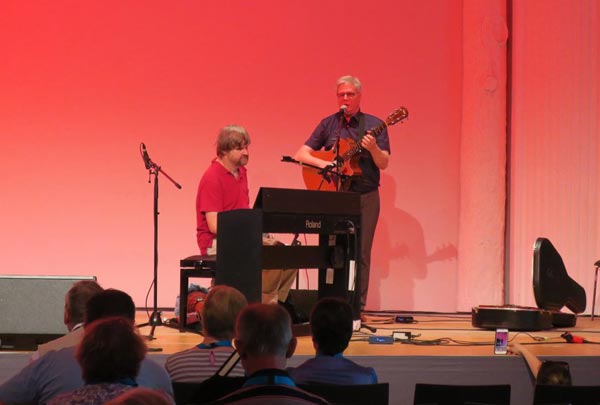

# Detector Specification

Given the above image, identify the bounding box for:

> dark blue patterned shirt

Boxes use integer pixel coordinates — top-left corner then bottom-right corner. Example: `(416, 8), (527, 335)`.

(304, 110), (390, 193)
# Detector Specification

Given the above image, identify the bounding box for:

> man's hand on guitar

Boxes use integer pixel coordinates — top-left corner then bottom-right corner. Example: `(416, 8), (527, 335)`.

(318, 162), (337, 174)
(360, 132), (377, 152)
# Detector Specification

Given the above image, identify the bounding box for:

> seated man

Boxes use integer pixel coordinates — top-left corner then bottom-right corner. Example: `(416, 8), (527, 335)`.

(288, 297), (378, 385)
(0, 289), (173, 404)
(32, 279), (103, 360)
(166, 285), (247, 382)
(195, 125), (298, 309)
(215, 303), (329, 404)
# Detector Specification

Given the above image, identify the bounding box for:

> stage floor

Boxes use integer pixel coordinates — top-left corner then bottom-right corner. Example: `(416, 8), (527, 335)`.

(2, 312), (600, 405)
(137, 311), (600, 357)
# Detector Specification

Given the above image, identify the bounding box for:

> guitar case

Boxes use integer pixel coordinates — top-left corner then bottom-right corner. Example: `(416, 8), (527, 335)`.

(472, 237), (586, 331)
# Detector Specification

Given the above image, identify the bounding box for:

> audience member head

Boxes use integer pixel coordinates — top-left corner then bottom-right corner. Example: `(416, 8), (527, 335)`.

(234, 303), (296, 374)
(537, 361), (572, 385)
(202, 285), (248, 341)
(77, 316), (147, 384)
(310, 297), (353, 355)
(105, 387), (172, 405)
(64, 280), (103, 330)
(216, 125), (250, 157)
(85, 288), (136, 324)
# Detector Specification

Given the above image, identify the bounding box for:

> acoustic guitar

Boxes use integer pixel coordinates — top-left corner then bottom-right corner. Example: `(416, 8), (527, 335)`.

(302, 107), (408, 191)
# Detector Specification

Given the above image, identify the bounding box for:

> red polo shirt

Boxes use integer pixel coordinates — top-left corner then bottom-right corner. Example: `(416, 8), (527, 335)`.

(196, 160), (250, 254)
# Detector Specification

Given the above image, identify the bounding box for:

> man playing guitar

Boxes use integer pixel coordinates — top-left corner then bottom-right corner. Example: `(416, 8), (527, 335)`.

(293, 75), (391, 312)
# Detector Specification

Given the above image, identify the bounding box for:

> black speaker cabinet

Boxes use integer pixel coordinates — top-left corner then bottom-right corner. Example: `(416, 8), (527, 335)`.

(0, 275), (96, 350)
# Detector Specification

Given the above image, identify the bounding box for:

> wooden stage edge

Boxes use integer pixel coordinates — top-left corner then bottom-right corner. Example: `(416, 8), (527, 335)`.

(2, 311), (600, 404)
(135, 310), (600, 357)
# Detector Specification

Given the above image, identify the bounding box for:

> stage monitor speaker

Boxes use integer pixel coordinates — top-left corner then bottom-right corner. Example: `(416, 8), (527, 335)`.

(0, 275), (96, 350)
(289, 289), (319, 321)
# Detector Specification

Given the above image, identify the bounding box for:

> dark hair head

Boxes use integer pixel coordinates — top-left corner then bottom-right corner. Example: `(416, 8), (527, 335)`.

(310, 297), (353, 355)
(65, 280), (103, 324)
(202, 285), (247, 341)
(537, 360), (572, 386)
(77, 316), (147, 383)
(85, 289), (136, 324)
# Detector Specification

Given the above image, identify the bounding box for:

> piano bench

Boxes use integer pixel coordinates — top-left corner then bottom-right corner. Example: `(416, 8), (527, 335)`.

(179, 255), (217, 332)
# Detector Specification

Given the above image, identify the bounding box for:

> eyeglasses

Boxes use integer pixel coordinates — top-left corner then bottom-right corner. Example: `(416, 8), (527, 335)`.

(337, 92), (357, 99)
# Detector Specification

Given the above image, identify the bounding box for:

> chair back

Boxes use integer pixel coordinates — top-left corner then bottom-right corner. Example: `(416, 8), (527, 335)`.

(298, 382), (389, 405)
(173, 376), (246, 404)
(533, 384), (600, 405)
(413, 383), (510, 405)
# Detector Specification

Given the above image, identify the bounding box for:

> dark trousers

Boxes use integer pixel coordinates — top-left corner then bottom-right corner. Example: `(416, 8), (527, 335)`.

(360, 189), (380, 310)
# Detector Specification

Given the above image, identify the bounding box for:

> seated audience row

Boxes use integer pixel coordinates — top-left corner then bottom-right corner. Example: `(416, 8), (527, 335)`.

(0, 281), (379, 404)
(0, 286), (173, 404)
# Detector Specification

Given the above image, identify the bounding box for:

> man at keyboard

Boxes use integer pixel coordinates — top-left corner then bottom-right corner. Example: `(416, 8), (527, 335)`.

(196, 125), (298, 316)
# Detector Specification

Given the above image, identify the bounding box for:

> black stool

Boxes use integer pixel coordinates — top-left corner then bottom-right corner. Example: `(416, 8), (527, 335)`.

(179, 255), (216, 331)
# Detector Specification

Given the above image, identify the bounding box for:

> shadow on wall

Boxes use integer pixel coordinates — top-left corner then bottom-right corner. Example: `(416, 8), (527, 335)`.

(368, 173), (457, 311)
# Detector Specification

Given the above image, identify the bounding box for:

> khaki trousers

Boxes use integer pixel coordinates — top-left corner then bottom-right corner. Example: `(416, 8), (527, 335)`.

(207, 236), (298, 304)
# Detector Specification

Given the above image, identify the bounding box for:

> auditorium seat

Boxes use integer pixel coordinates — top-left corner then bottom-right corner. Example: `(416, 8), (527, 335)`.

(533, 384), (600, 405)
(413, 383), (510, 405)
(172, 376), (245, 404)
(298, 382), (389, 405)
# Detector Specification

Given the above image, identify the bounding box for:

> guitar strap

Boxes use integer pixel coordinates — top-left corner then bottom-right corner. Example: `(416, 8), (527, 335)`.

(358, 112), (366, 142)
(215, 350), (241, 377)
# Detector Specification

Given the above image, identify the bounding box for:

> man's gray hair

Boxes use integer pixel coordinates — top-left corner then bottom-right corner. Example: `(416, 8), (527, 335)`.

(236, 303), (292, 357)
(336, 75), (362, 93)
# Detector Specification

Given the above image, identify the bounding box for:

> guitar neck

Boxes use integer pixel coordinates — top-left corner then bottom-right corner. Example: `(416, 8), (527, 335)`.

(369, 121), (388, 138)
(341, 120), (387, 161)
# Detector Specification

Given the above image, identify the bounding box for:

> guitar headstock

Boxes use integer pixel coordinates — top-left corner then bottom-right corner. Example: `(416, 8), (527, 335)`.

(386, 107), (409, 126)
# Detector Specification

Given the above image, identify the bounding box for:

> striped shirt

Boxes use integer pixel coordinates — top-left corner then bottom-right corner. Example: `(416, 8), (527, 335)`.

(165, 346), (244, 383)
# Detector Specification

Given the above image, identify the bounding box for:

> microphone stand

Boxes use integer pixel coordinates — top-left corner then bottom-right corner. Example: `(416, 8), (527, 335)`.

(137, 143), (182, 345)
(593, 260), (600, 320)
(281, 156), (350, 289)
(333, 109), (347, 192)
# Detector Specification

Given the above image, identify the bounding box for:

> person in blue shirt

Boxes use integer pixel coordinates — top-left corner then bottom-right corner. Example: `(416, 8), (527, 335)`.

(288, 297), (378, 385)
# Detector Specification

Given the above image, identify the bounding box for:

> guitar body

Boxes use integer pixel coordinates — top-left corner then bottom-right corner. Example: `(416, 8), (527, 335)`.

(302, 139), (361, 191)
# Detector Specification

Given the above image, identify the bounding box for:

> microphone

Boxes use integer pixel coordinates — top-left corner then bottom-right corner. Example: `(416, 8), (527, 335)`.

(339, 105), (348, 114)
(141, 143), (152, 169)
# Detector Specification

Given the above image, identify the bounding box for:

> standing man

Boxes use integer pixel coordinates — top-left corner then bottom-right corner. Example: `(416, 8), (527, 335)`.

(294, 75), (390, 311)
(196, 125), (298, 308)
